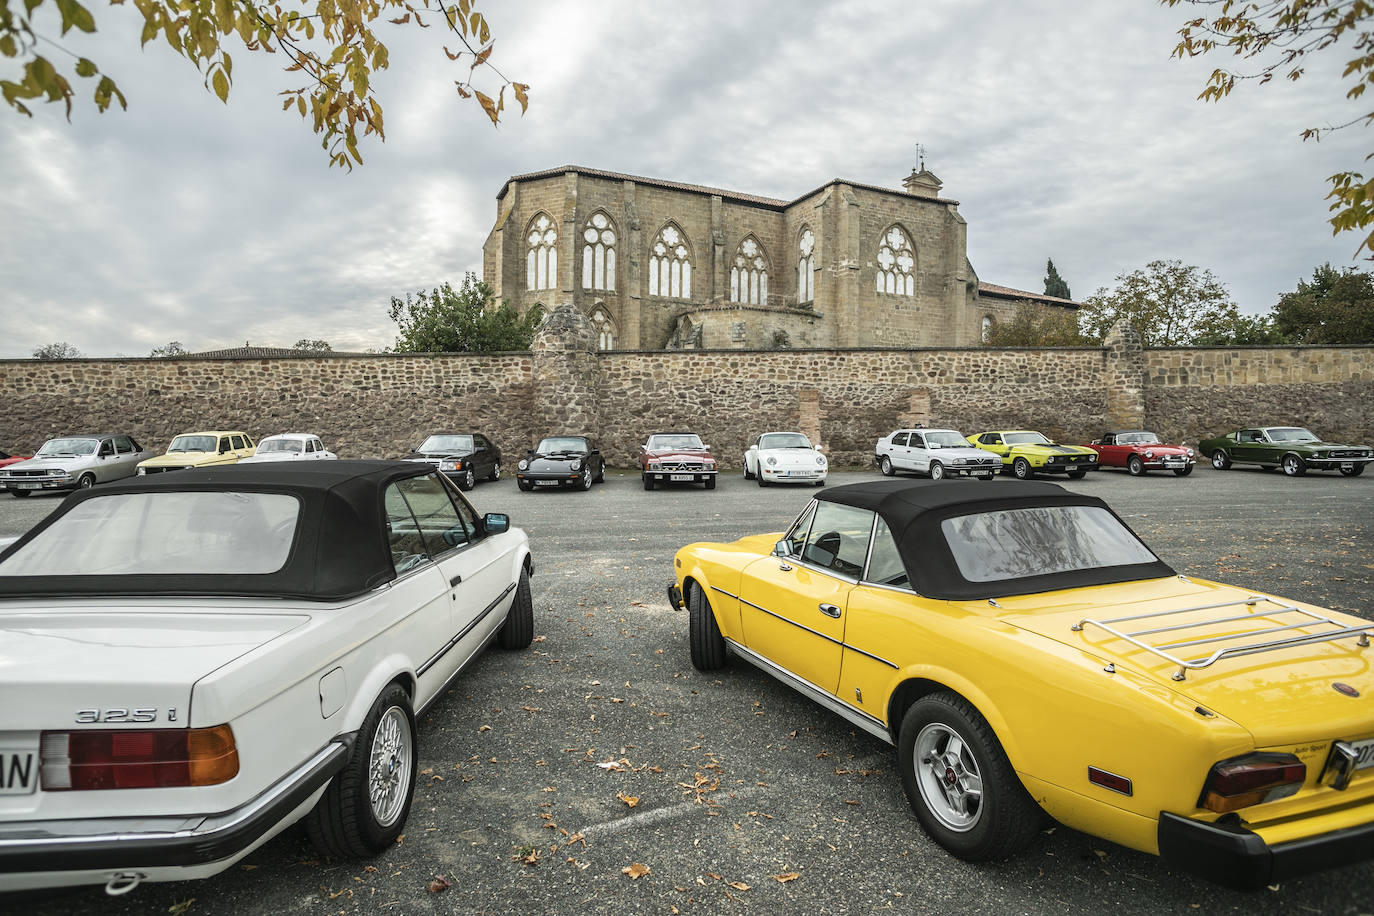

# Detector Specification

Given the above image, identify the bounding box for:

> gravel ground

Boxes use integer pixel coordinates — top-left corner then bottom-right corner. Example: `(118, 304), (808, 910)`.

(3, 464), (1373, 915)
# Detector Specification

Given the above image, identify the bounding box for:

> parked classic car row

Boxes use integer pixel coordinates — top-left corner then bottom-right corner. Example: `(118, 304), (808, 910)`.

(1200, 426), (1372, 477)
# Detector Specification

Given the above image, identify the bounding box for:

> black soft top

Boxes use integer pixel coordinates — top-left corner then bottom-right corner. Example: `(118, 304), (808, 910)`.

(816, 479), (1174, 600)
(0, 460), (434, 601)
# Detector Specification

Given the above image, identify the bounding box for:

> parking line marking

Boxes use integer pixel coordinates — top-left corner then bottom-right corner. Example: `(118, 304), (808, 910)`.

(579, 785), (770, 837)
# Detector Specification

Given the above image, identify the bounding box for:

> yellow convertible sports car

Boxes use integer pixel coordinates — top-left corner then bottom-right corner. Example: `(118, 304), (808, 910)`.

(968, 429), (1098, 479)
(667, 479), (1374, 889)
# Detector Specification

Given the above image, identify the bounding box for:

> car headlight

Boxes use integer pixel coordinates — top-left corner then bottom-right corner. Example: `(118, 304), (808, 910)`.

(440, 460), (457, 470)
(953, 458), (967, 466)
(705, 460), (716, 469)
(1186, 448), (1195, 457)
(136, 467), (146, 475)
(571, 459), (582, 471)
(649, 462), (662, 470)
(517, 459), (528, 471)
(1144, 450), (1155, 459)
(766, 456), (777, 466)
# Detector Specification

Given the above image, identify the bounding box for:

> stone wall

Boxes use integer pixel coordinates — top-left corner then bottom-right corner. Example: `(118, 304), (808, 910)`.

(3, 314), (1371, 470)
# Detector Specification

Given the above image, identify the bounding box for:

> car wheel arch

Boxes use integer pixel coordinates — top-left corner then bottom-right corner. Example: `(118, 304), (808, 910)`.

(334, 657), (419, 734)
(885, 673), (1024, 770)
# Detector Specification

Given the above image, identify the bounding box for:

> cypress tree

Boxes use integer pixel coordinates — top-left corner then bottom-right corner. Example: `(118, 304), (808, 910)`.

(1044, 258), (1072, 300)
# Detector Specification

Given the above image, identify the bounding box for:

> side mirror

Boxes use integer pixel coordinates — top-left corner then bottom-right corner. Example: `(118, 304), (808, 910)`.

(220, 445), (231, 454)
(410, 447), (418, 454)
(772, 540), (789, 557)
(1091, 439), (1101, 446)
(816, 444), (825, 452)
(703, 444), (712, 451)
(483, 512), (510, 535)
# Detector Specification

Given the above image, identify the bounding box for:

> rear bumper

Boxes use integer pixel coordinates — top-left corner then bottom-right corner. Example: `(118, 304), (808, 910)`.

(0, 735), (353, 874)
(667, 583), (684, 610)
(1157, 810), (1374, 889)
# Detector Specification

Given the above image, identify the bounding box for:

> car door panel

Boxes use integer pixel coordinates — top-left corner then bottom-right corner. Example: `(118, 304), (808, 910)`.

(738, 556), (848, 693)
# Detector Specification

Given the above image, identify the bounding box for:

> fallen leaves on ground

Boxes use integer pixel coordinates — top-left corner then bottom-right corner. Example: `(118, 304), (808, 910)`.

(623, 862), (651, 879)
(168, 900), (195, 915)
(616, 791), (640, 807)
(773, 872), (800, 883)
(427, 875), (452, 893)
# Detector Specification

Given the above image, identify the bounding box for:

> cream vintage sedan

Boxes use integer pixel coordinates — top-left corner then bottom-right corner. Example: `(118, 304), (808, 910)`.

(0, 461), (534, 895)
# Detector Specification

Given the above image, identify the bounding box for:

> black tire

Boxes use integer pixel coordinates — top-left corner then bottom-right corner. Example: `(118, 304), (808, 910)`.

(1211, 450), (1231, 470)
(306, 684), (417, 858)
(517, 478), (533, 491)
(642, 473), (654, 491)
(897, 692), (1041, 862)
(1282, 454), (1307, 477)
(489, 461), (501, 482)
(1012, 457), (1033, 480)
(595, 462), (605, 483)
(744, 461), (755, 481)
(1174, 464), (1194, 477)
(757, 468), (768, 487)
(78, 473), (96, 489)
(688, 582), (727, 671)
(1065, 468), (1087, 479)
(1340, 464), (1366, 477)
(459, 468), (476, 490)
(879, 455), (895, 477)
(498, 568), (534, 649)
(579, 467), (593, 491)
(1126, 455), (1145, 477)
(705, 475), (716, 490)
(929, 461), (945, 481)
(9, 489), (29, 498)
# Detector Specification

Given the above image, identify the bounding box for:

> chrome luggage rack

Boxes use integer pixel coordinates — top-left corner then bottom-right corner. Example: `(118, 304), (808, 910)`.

(1072, 595), (1372, 681)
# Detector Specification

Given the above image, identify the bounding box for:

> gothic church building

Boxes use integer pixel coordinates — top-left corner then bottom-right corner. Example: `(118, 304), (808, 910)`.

(482, 165), (1075, 350)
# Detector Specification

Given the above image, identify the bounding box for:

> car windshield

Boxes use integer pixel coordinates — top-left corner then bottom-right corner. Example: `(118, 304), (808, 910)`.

(1118, 432), (1162, 445)
(259, 438), (306, 454)
(537, 437), (588, 453)
(647, 434), (704, 450)
(942, 506), (1157, 583)
(0, 491), (300, 576)
(36, 438), (99, 457)
(925, 431), (972, 448)
(167, 435), (217, 453)
(1267, 427), (1319, 442)
(759, 433), (812, 450)
(1002, 432), (1052, 446)
(419, 435), (474, 453)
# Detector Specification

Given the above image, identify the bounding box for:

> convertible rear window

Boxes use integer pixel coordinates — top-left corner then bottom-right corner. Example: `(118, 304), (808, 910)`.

(941, 506), (1157, 583)
(0, 492), (299, 577)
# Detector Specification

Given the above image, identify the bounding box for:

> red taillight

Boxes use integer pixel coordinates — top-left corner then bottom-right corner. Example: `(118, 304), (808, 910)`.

(40, 725), (239, 791)
(1200, 752), (1305, 813)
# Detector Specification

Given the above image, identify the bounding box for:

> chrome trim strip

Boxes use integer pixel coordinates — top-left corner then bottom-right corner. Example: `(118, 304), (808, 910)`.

(725, 639), (891, 744)
(739, 595), (842, 645)
(418, 625), (502, 715)
(416, 581), (516, 677)
(711, 586), (739, 600)
(844, 642), (900, 670)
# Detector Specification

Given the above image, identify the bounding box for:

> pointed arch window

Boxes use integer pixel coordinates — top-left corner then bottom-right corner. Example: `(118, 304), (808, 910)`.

(581, 211), (617, 292)
(526, 214), (558, 291)
(729, 236), (769, 305)
(527, 303), (548, 326)
(590, 307), (616, 350)
(648, 223), (692, 299)
(798, 228), (815, 303)
(876, 225), (915, 296)
(981, 315), (994, 343)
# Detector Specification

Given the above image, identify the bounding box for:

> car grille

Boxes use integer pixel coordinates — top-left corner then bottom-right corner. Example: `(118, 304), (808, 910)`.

(7, 469), (58, 477)
(1330, 449), (1366, 458)
(658, 461), (704, 472)
(141, 466), (189, 474)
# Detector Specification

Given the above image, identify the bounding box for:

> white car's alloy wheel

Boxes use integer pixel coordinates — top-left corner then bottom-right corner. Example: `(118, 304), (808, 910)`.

(369, 707), (413, 828)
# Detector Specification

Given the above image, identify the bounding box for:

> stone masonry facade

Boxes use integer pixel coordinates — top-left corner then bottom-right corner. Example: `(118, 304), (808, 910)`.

(482, 165), (1077, 352)
(2, 308), (1370, 471)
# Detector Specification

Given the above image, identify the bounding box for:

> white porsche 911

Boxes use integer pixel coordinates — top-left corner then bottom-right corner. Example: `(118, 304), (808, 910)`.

(743, 431), (827, 487)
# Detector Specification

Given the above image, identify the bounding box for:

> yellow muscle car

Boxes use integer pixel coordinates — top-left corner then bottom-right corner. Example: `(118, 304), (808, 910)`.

(668, 479), (1374, 888)
(136, 431), (256, 475)
(968, 429), (1097, 479)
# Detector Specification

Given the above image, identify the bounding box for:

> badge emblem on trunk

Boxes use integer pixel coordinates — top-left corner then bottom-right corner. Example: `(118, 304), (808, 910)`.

(1334, 683), (1360, 697)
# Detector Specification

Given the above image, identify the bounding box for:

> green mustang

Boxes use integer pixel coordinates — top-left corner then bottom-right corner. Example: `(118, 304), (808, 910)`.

(1198, 427), (1372, 477)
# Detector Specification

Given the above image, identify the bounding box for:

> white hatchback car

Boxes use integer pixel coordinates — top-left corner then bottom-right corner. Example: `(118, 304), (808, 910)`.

(0, 461), (533, 895)
(238, 433), (338, 463)
(743, 431), (827, 487)
(875, 428), (1001, 480)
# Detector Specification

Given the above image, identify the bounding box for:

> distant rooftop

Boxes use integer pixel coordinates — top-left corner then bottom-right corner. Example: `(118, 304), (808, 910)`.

(184, 345), (348, 358)
(976, 282), (1080, 309)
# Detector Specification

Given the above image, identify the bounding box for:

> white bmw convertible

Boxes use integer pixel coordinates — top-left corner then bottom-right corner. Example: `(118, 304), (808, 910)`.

(0, 461), (533, 894)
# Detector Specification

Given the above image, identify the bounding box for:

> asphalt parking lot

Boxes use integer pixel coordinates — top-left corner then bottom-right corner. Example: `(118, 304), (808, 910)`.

(5, 465), (1374, 915)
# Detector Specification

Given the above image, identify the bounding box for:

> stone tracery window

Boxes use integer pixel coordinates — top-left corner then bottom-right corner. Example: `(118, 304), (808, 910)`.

(648, 223), (692, 299)
(981, 315), (994, 343)
(798, 228), (815, 303)
(590, 307), (616, 350)
(875, 225), (915, 296)
(527, 303), (547, 326)
(581, 211), (616, 292)
(729, 236), (769, 305)
(526, 213), (558, 291)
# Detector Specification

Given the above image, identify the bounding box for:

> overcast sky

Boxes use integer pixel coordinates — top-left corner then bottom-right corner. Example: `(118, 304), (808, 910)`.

(1, 0), (1368, 358)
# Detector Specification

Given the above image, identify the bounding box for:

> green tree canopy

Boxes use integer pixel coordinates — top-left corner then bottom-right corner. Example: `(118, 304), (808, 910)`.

(1079, 259), (1240, 347)
(1274, 263), (1374, 343)
(0, 0), (527, 169)
(983, 303), (1091, 347)
(32, 341), (81, 359)
(1164, 1), (1374, 256)
(1192, 313), (1291, 346)
(293, 338), (333, 352)
(1043, 258), (1072, 300)
(149, 340), (187, 357)
(389, 272), (539, 352)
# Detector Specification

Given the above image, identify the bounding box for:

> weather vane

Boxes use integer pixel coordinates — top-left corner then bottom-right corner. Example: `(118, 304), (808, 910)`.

(915, 143), (926, 172)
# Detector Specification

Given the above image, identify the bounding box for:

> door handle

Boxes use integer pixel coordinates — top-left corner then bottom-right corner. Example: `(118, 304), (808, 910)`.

(449, 574), (463, 586)
(818, 603), (841, 618)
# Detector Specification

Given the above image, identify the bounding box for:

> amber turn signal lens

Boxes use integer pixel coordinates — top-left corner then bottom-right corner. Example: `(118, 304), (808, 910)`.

(188, 724), (240, 786)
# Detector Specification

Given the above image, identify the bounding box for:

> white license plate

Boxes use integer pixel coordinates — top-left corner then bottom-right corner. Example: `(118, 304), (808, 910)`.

(670, 474), (694, 482)
(1342, 463), (1355, 471)
(0, 747), (38, 794)
(1345, 737), (1374, 770)
(975, 472), (993, 479)
(1165, 460), (1184, 466)
(15, 483), (38, 490)
(535, 480), (559, 486)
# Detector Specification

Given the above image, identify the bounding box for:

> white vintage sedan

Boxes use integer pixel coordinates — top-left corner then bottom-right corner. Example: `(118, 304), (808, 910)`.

(238, 433), (338, 463)
(743, 432), (827, 487)
(0, 461), (534, 895)
(875, 428), (1001, 480)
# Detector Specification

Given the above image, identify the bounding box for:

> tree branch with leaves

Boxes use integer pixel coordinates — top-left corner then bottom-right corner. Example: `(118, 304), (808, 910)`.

(0, 0), (528, 169)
